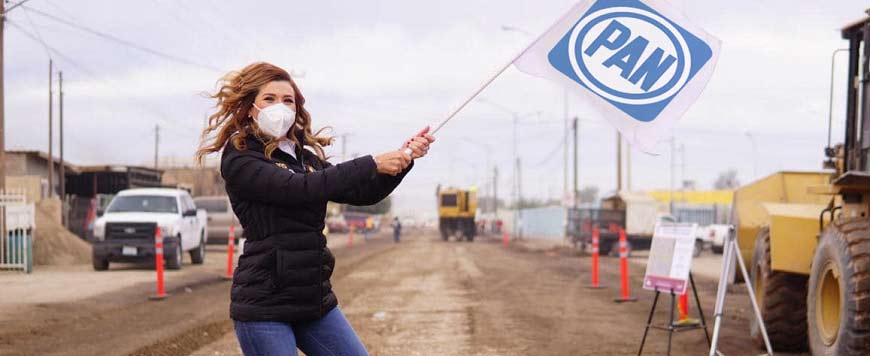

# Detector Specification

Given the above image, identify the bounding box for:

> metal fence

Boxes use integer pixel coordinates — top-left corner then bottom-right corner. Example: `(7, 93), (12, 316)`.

(671, 204), (730, 225)
(0, 190), (35, 273)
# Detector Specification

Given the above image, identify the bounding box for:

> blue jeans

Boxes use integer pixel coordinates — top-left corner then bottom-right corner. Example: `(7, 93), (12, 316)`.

(233, 307), (368, 356)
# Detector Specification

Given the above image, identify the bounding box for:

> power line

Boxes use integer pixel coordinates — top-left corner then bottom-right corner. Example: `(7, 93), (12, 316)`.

(20, 5), (224, 73)
(7, 18), (201, 135)
(535, 129), (568, 168)
(20, 5), (51, 58)
(3, 0), (33, 14)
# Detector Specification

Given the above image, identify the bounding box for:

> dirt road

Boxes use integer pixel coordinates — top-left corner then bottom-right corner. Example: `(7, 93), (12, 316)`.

(2, 230), (782, 355)
(197, 230), (772, 356)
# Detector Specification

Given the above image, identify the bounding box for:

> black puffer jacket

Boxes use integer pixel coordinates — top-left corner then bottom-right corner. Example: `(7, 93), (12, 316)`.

(221, 135), (411, 322)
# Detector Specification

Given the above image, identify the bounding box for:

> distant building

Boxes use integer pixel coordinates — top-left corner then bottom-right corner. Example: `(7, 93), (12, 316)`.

(66, 165), (164, 198)
(161, 166), (225, 197)
(5, 150), (168, 239)
(4, 150), (78, 203)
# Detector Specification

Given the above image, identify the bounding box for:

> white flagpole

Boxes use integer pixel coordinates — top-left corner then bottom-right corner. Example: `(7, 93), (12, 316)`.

(427, 3), (582, 135)
(403, 28), (547, 154)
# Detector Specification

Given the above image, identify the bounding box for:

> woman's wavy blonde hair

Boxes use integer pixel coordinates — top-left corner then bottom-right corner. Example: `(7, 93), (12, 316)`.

(196, 62), (332, 165)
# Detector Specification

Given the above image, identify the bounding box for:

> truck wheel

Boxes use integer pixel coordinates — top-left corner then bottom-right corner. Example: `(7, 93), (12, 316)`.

(607, 240), (631, 257)
(166, 237), (183, 270)
(440, 229), (449, 241)
(93, 257), (109, 271)
(711, 245), (724, 254)
(807, 218), (870, 356)
(750, 227), (808, 352)
(190, 233), (205, 265)
(599, 239), (613, 256)
(692, 240), (703, 257)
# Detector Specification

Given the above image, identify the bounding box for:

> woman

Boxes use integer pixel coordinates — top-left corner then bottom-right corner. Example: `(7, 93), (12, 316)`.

(196, 62), (435, 356)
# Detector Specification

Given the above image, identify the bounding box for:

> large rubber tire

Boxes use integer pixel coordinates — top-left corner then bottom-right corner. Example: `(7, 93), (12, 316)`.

(92, 257), (109, 271)
(190, 232), (205, 265)
(750, 227), (808, 352)
(606, 239), (631, 257)
(166, 237), (183, 270)
(711, 245), (724, 254)
(598, 239), (614, 256)
(807, 218), (870, 356)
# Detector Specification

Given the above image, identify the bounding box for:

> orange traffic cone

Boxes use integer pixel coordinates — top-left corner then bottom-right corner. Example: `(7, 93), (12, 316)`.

(149, 228), (168, 300)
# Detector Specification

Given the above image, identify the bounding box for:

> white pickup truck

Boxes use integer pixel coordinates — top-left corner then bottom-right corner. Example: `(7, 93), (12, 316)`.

(698, 224), (731, 254)
(91, 188), (208, 271)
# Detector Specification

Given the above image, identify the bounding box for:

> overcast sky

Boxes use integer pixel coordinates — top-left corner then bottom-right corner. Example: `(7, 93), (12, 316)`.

(5, 0), (869, 218)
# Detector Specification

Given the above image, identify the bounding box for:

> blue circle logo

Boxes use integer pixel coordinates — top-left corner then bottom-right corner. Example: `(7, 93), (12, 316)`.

(568, 7), (691, 105)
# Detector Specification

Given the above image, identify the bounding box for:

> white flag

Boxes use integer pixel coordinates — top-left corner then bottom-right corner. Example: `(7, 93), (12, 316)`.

(514, 0), (721, 152)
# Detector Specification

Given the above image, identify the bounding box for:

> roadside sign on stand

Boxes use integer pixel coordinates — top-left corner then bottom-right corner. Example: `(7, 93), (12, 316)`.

(643, 222), (697, 294)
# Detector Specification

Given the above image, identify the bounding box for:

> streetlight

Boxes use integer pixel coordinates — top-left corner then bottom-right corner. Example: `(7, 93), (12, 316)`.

(476, 97), (540, 239)
(502, 24), (572, 206)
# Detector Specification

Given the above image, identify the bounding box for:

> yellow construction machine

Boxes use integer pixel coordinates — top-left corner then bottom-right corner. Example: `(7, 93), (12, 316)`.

(734, 12), (870, 355)
(436, 186), (477, 242)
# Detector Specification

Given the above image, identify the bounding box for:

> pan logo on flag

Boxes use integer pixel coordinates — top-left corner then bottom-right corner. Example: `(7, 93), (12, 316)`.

(548, 0), (713, 122)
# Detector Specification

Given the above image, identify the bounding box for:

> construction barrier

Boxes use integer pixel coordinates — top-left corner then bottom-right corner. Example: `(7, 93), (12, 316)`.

(588, 227), (604, 289)
(679, 291), (689, 321)
(614, 229), (636, 302)
(676, 285), (701, 325)
(150, 228), (168, 300)
(224, 222), (236, 280)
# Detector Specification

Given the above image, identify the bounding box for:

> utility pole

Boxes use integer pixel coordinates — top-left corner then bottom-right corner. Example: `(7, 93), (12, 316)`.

(563, 88), (569, 205)
(680, 143), (686, 197)
(627, 145), (632, 191)
(517, 157), (523, 239)
(512, 114), (518, 206)
(154, 124), (160, 169)
(572, 117), (579, 209)
(512, 114), (518, 238)
(616, 132), (622, 192)
(59, 71), (66, 226)
(0, 0), (6, 192)
(670, 138), (675, 214)
(48, 60), (54, 197)
(0, 0), (31, 192)
(493, 166), (498, 219)
(746, 132), (758, 179)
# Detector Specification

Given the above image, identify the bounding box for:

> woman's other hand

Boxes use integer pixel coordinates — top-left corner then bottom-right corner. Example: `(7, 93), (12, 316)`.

(374, 150), (412, 176)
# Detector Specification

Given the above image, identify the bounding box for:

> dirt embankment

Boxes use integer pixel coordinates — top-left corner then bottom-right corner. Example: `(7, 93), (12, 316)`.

(32, 200), (90, 266)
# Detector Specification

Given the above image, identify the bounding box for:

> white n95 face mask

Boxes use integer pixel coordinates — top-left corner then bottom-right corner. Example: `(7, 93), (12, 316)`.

(253, 103), (296, 139)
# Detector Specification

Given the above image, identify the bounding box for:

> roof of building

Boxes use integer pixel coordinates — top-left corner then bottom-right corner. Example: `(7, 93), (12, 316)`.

(7, 149), (80, 173)
(8, 150), (163, 175)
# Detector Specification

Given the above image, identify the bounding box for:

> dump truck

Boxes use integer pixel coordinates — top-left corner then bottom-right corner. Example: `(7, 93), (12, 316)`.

(437, 186), (477, 242)
(569, 192), (671, 256)
(733, 12), (870, 355)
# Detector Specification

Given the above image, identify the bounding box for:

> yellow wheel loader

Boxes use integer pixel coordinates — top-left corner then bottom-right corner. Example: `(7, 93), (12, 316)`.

(734, 12), (870, 355)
